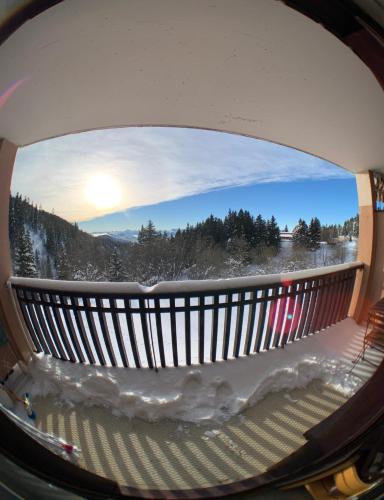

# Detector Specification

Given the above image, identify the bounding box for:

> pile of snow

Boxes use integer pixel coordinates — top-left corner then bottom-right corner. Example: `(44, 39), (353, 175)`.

(23, 319), (364, 424)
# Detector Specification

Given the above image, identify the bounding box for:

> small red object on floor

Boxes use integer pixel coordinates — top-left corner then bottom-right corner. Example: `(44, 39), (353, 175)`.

(61, 443), (74, 454)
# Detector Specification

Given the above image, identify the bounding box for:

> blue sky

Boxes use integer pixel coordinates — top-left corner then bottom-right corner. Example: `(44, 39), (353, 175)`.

(79, 178), (357, 232)
(12, 127), (357, 232)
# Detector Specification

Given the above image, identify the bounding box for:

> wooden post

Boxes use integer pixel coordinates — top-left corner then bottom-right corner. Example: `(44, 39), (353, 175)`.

(349, 172), (376, 322)
(0, 138), (32, 370)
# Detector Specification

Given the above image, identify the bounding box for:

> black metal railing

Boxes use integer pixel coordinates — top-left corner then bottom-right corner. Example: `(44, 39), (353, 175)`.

(9, 262), (362, 369)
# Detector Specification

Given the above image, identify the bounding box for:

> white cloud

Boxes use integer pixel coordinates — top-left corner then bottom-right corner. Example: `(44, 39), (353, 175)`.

(13, 127), (350, 222)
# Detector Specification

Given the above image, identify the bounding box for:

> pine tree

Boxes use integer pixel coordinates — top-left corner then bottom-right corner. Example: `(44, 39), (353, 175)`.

(352, 215), (359, 238)
(224, 209), (238, 241)
(283, 224), (289, 232)
(238, 209), (257, 247)
(42, 256), (53, 279)
(34, 249), (41, 276)
(225, 237), (250, 276)
(308, 217), (321, 250)
(14, 228), (37, 277)
(266, 216), (281, 248)
(292, 219), (309, 248)
(321, 223), (342, 243)
(57, 249), (72, 280)
(9, 195), (17, 256)
(138, 220), (158, 245)
(107, 247), (125, 281)
(199, 214), (226, 245)
(254, 214), (267, 247)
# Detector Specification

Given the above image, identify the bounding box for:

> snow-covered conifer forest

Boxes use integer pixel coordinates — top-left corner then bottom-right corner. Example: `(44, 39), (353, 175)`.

(9, 194), (358, 284)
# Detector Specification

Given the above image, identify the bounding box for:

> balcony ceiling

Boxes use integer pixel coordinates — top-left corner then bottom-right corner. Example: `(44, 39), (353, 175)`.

(0, 0), (383, 174)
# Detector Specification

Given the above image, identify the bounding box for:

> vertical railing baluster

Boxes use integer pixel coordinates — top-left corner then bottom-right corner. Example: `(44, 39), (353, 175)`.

(210, 295), (219, 362)
(336, 273), (348, 322)
(61, 296), (86, 363)
(344, 270), (356, 318)
(274, 287), (288, 348)
(320, 275), (335, 331)
(287, 283), (302, 343)
(254, 289), (267, 352)
(336, 272), (349, 323)
(84, 297), (106, 366)
(139, 298), (154, 369)
(50, 295), (76, 362)
(339, 272), (349, 320)
(169, 297), (178, 367)
(297, 281), (312, 339)
(154, 298), (166, 368)
(26, 297), (50, 354)
(244, 291), (257, 355)
(95, 298), (117, 367)
(154, 298), (167, 368)
(123, 299), (141, 368)
(348, 270), (357, 311)
(233, 292), (245, 357)
(342, 271), (355, 319)
(339, 271), (351, 321)
(303, 280), (318, 336)
(264, 287), (278, 350)
(330, 275), (342, 328)
(41, 295), (67, 360)
(312, 278), (327, 333)
(71, 297), (96, 364)
(283, 285), (296, 346)
(33, 294), (60, 358)
(184, 297), (191, 366)
(309, 279), (323, 335)
(198, 296), (205, 364)
(328, 272), (343, 326)
(111, 298), (129, 367)
(222, 293), (233, 360)
(18, 297), (43, 352)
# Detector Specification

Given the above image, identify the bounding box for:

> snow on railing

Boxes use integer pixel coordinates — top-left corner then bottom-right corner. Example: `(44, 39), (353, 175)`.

(9, 262), (363, 369)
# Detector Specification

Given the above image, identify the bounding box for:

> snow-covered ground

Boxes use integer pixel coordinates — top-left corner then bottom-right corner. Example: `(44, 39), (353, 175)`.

(247, 239), (357, 275)
(20, 318), (372, 424)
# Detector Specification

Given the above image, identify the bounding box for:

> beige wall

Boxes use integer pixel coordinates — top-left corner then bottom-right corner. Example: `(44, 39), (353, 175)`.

(350, 174), (374, 320)
(351, 172), (384, 322)
(0, 344), (17, 379)
(0, 138), (32, 365)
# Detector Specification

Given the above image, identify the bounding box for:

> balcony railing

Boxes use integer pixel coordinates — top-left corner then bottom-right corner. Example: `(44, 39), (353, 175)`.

(9, 262), (362, 369)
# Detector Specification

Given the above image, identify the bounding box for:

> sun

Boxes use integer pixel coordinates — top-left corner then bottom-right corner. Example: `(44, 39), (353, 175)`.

(85, 174), (121, 209)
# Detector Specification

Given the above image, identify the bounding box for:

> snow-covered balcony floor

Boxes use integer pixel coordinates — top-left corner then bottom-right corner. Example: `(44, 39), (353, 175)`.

(33, 380), (349, 491)
(7, 318), (383, 492)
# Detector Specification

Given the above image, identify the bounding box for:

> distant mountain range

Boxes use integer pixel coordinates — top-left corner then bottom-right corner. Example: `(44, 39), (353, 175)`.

(92, 228), (178, 242)
(92, 229), (139, 242)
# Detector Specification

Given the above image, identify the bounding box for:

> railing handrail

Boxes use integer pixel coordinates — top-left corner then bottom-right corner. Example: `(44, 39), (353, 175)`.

(8, 261), (363, 295)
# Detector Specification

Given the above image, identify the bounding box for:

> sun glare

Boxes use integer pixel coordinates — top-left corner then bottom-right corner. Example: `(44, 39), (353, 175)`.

(85, 174), (121, 209)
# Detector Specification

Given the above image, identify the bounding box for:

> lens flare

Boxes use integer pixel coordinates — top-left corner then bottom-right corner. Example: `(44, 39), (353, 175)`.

(267, 292), (301, 343)
(0, 78), (27, 109)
